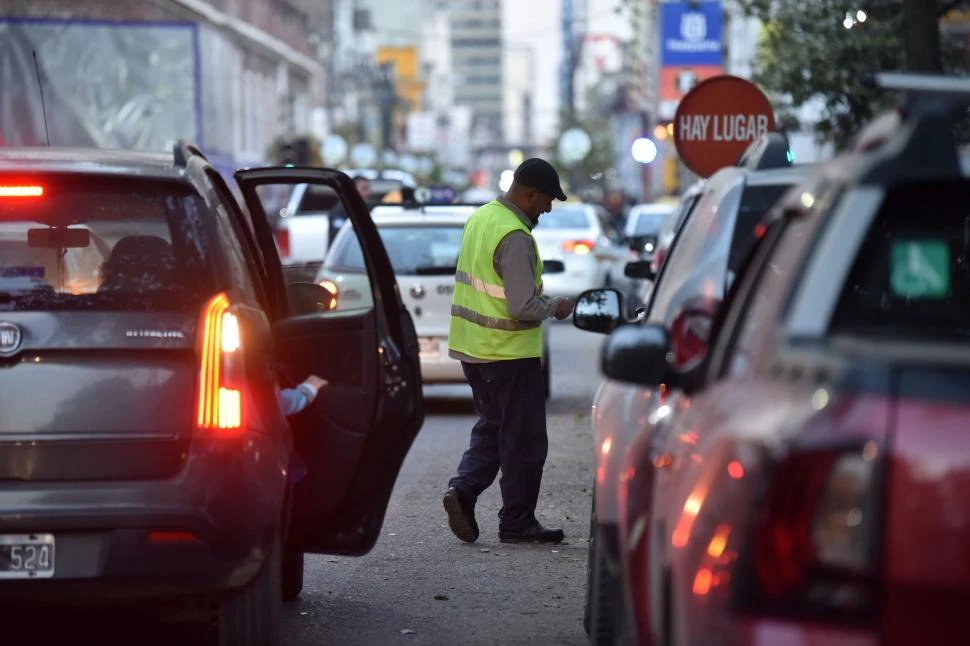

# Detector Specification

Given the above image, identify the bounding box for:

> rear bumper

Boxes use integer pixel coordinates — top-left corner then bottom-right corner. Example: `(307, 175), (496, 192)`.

(0, 433), (289, 604)
(421, 354), (466, 383)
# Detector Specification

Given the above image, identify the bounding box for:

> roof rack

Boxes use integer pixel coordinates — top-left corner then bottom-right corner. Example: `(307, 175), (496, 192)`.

(735, 131), (793, 171)
(173, 140), (208, 167)
(855, 72), (968, 183)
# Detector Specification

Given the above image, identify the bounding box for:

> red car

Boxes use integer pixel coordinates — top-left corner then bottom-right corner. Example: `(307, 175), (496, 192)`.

(573, 73), (970, 645)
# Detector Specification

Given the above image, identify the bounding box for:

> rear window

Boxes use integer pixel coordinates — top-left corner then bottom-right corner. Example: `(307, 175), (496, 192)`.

(632, 211), (668, 235)
(0, 174), (212, 312)
(325, 224), (464, 275)
(727, 182), (792, 273)
(535, 207), (590, 230)
(830, 180), (970, 340)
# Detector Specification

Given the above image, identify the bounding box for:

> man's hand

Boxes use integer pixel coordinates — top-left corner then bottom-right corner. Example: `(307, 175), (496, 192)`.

(553, 297), (574, 320)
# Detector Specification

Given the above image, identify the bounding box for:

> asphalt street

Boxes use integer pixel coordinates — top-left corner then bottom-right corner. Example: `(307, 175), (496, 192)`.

(4, 321), (604, 646)
(281, 321), (604, 646)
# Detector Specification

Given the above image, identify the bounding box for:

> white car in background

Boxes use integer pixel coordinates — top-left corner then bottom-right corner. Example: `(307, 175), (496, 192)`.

(315, 204), (556, 397)
(532, 202), (639, 308)
(273, 169), (417, 282)
(622, 202), (675, 260)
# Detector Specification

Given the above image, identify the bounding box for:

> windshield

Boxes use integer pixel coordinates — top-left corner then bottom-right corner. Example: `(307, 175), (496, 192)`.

(535, 208), (590, 230)
(325, 224), (465, 276)
(0, 174), (212, 312)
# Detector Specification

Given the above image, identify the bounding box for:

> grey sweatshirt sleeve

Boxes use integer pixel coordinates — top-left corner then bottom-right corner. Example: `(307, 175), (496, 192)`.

(494, 231), (557, 321)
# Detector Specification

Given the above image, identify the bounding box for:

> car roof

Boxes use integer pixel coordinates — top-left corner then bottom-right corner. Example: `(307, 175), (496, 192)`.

(369, 206), (476, 226)
(342, 168), (417, 186)
(746, 164), (818, 187)
(629, 203), (675, 214)
(0, 146), (186, 180)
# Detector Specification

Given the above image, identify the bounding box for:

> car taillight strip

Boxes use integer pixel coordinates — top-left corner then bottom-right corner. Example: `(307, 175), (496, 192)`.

(197, 292), (242, 431)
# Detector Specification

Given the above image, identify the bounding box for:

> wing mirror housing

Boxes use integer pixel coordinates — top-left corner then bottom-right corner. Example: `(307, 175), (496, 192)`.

(287, 281), (336, 315)
(624, 260), (655, 281)
(542, 259), (565, 274)
(572, 288), (624, 334)
(601, 323), (671, 387)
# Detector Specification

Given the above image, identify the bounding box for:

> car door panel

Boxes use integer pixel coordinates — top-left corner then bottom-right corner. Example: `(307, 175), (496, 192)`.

(234, 167), (424, 556)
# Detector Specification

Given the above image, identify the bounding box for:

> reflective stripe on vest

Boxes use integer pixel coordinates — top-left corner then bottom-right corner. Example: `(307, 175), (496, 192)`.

(447, 200), (544, 360)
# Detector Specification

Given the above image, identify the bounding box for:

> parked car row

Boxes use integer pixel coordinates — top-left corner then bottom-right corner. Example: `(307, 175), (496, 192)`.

(575, 73), (970, 646)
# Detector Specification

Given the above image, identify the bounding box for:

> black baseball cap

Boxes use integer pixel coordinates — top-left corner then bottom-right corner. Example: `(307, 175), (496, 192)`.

(513, 158), (567, 201)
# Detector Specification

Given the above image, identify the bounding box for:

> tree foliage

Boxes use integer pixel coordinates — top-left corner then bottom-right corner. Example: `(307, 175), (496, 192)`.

(737, 0), (970, 149)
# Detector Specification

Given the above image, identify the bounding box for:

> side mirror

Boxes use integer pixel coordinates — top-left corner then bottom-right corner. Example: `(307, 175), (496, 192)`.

(601, 323), (671, 386)
(573, 288), (623, 334)
(287, 281), (336, 316)
(624, 260), (655, 281)
(542, 259), (565, 274)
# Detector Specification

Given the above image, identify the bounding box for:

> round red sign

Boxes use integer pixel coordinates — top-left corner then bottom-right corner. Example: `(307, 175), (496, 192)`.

(673, 75), (776, 178)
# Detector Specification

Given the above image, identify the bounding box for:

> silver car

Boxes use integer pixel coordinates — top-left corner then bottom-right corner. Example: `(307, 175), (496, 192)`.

(532, 202), (639, 303)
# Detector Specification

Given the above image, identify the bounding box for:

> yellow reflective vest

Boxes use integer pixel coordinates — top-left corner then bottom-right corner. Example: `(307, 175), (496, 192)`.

(448, 200), (544, 361)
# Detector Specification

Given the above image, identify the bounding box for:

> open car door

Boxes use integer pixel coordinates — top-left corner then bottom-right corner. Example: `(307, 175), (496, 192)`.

(234, 167), (424, 556)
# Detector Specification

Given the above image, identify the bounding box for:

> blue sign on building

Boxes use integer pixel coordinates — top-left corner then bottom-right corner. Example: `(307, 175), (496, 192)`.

(661, 1), (723, 67)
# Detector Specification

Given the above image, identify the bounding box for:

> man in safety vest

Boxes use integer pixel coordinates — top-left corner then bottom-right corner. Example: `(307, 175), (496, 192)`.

(443, 158), (575, 544)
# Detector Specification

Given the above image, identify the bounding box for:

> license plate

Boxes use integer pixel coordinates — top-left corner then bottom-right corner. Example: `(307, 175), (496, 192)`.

(419, 337), (440, 358)
(0, 534), (55, 579)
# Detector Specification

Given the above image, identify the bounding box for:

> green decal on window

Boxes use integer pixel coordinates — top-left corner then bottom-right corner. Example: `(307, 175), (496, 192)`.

(890, 239), (950, 299)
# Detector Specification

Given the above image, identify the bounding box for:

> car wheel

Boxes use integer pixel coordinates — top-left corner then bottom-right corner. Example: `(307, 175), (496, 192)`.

(585, 500), (621, 645)
(281, 543), (304, 602)
(213, 531), (283, 646)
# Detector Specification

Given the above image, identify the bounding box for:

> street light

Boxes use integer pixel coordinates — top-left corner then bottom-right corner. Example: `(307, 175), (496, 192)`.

(631, 138), (658, 164)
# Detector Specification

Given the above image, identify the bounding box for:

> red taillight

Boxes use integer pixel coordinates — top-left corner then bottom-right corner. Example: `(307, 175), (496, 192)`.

(670, 309), (713, 368)
(196, 292), (243, 433)
(750, 445), (879, 616)
(562, 239), (595, 255)
(0, 185), (44, 197)
(275, 227), (290, 258)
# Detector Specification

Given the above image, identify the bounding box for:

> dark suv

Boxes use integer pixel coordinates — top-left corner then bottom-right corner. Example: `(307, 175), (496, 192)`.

(0, 144), (424, 645)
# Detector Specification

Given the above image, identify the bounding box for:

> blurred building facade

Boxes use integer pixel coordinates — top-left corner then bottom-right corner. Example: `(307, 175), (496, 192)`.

(0, 0), (325, 175)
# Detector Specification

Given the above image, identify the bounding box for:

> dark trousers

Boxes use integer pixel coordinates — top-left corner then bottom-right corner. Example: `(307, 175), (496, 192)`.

(449, 358), (548, 531)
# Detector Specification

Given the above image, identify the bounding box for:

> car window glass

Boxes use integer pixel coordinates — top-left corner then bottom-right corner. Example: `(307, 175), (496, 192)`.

(633, 212), (666, 234)
(535, 207), (589, 229)
(647, 186), (728, 321)
(726, 215), (817, 378)
(728, 183), (793, 275)
(645, 189), (705, 322)
(829, 179), (970, 341)
(0, 174), (213, 312)
(296, 184), (341, 214)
